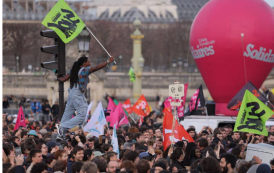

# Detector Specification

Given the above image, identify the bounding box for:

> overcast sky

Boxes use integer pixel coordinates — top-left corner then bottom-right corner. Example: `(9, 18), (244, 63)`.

(265, 0), (274, 7)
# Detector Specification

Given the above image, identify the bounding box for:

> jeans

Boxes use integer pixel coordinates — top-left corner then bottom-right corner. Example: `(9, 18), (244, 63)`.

(61, 87), (88, 129)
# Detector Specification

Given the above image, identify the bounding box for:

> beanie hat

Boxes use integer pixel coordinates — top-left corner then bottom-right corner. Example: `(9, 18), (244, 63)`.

(46, 141), (57, 150)
(154, 161), (167, 170)
(28, 130), (37, 137)
(256, 164), (271, 173)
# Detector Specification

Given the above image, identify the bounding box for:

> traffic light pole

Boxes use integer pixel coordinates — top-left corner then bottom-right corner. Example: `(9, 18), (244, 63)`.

(58, 39), (66, 121)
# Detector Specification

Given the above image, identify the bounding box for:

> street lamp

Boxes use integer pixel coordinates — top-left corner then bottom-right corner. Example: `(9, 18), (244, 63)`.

(16, 55), (19, 73)
(131, 18), (145, 102)
(178, 57), (183, 73)
(77, 27), (91, 55)
(119, 55), (123, 71)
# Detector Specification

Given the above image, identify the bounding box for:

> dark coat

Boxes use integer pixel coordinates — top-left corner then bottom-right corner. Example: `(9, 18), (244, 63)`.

(169, 160), (186, 172)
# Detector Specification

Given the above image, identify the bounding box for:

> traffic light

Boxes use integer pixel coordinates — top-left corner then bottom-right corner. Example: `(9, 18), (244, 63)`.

(40, 30), (66, 121)
(40, 30), (65, 74)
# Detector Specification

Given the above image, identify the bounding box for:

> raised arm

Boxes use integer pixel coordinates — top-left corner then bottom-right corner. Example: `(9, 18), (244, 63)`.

(89, 56), (114, 73)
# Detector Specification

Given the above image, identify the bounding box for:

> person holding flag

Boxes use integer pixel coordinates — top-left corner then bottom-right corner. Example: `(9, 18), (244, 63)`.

(56, 56), (114, 140)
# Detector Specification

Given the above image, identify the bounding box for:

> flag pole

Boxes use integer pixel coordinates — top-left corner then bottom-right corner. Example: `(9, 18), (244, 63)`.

(171, 107), (176, 153)
(85, 26), (116, 64)
(128, 114), (137, 124)
(106, 123), (110, 137)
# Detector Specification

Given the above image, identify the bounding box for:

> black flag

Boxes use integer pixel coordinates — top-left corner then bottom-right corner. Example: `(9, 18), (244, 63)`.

(185, 85), (205, 115)
(227, 81), (267, 111)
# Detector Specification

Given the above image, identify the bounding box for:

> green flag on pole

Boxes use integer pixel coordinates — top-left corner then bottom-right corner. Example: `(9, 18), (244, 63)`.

(234, 90), (273, 136)
(41, 0), (85, 44)
(128, 67), (136, 82)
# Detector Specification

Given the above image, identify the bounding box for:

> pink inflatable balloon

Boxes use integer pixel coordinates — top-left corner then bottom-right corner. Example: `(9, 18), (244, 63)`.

(190, 0), (274, 115)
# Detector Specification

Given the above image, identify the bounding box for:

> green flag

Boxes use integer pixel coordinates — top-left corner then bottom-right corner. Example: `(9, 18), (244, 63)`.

(234, 90), (273, 136)
(128, 67), (136, 82)
(42, 0), (85, 44)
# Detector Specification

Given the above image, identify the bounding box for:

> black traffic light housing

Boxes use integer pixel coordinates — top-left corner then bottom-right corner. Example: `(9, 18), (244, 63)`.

(40, 30), (65, 74)
(40, 30), (66, 121)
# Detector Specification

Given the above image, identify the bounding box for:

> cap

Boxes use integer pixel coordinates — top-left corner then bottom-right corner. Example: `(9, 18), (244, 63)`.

(28, 130), (38, 137)
(93, 151), (104, 157)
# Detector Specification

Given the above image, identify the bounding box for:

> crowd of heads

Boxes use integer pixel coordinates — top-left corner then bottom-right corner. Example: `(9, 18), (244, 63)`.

(2, 106), (274, 173)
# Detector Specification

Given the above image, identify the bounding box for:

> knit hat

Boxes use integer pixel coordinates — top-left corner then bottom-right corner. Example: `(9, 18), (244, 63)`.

(154, 161), (167, 170)
(139, 152), (149, 159)
(256, 164), (271, 173)
(28, 130), (38, 137)
(46, 141), (57, 150)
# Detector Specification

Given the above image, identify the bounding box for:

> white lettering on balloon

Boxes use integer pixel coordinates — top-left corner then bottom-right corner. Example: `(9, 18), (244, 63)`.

(244, 44), (274, 63)
(191, 38), (215, 59)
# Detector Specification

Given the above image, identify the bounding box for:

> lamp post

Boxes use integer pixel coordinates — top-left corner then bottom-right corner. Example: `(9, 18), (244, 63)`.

(178, 57), (183, 73)
(172, 58), (177, 73)
(16, 55), (19, 73)
(131, 19), (145, 102)
(77, 27), (91, 56)
(119, 55), (123, 71)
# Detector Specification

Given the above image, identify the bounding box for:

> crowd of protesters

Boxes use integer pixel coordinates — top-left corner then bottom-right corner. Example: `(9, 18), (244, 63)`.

(2, 104), (274, 173)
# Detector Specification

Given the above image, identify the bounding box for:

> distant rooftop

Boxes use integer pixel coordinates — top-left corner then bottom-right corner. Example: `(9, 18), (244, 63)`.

(3, 0), (209, 22)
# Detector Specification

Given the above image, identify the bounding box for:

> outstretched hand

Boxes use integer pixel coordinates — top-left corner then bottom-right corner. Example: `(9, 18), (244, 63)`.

(108, 56), (115, 63)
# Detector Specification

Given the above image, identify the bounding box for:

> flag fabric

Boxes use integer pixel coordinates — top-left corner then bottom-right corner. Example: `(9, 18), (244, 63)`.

(41, 0), (85, 44)
(132, 95), (151, 117)
(111, 125), (120, 158)
(163, 107), (194, 151)
(114, 98), (129, 115)
(227, 82), (267, 111)
(84, 101), (93, 124)
(110, 103), (129, 128)
(122, 99), (132, 114)
(234, 90), (273, 136)
(185, 85), (205, 115)
(114, 99), (119, 105)
(106, 98), (116, 122)
(128, 67), (136, 82)
(83, 102), (107, 137)
(14, 106), (26, 131)
(164, 84), (188, 121)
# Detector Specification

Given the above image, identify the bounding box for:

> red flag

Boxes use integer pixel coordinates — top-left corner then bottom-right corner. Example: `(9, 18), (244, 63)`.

(106, 98), (116, 122)
(122, 99), (132, 114)
(14, 106), (26, 131)
(110, 103), (129, 128)
(163, 107), (194, 151)
(132, 95), (150, 117)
